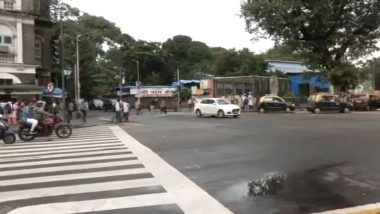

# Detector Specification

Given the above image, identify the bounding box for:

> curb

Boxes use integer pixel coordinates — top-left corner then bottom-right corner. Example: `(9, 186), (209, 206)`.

(315, 203), (380, 214)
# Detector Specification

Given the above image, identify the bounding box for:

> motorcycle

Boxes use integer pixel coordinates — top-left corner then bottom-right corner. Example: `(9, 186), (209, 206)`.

(18, 113), (72, 142)
(0, 114), (16, 144)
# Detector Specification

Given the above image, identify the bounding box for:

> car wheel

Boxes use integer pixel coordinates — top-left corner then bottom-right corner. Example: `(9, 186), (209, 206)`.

(195, 109), (202, 118)
(285, 107), (291, 113)
(259, 108), (265, 113)
(217, 110), (225, 118)
(344, 107), (350, 113)
(314, 108), (321, 114)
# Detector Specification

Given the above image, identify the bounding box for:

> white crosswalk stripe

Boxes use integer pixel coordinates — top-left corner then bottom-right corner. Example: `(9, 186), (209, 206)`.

(0, 125), (232, 214)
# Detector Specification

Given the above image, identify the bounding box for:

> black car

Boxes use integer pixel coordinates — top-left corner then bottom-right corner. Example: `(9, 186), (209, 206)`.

(257, 95), (295, 113)
(102, 99), (114, 112)
(306, 93), (353, 113)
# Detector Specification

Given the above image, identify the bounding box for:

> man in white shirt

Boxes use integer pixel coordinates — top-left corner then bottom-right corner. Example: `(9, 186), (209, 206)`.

(114, 99), (122, 123)
(122, 100), (130, 122)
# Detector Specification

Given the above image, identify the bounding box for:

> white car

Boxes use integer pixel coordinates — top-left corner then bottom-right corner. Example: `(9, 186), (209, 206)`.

(194, 98), (240, 118)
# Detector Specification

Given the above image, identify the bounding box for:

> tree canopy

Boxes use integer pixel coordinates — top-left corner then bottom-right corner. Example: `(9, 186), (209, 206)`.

(241, 0), (380, 91)
(49, 1), (287, 99)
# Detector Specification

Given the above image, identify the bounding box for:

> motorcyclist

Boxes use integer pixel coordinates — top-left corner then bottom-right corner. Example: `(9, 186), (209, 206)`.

(20, 101), (38, 134)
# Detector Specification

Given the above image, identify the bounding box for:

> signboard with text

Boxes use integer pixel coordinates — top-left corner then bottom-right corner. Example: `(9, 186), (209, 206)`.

(132, 87), (176, 98)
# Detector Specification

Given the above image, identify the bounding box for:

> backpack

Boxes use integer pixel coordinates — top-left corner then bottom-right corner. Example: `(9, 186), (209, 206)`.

(4, 104), (12, 114)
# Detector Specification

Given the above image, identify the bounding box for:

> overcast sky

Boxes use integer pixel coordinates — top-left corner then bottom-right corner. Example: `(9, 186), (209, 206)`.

(65, 0), (274, 53)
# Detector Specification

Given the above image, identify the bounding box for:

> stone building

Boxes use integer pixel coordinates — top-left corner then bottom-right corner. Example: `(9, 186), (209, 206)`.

(0, 0), (52, 100)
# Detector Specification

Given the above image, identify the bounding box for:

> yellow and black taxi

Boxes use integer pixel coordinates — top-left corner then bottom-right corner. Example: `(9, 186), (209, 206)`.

(306, 93), (353, 113)
(257, 95), (295, 113)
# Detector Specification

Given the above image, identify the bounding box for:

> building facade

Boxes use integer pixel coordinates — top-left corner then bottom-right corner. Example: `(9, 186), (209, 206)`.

(0, 0), (52, 99)
(266, 60), (331, 97)
(200, 75), (290, 98)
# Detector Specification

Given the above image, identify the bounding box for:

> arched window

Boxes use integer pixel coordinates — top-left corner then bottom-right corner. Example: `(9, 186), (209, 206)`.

(0, 24), (13, 46)
(35, 36), (42, 66)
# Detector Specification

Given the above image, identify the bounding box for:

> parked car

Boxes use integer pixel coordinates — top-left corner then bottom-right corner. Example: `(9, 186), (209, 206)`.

(102, 99), (114, 112)
(352, 94), (380, 111)
(306, 93), (353, 113)
(257, 95), (295, 113)
(91, 99), (104, 110)
(194, 98), (240, 118)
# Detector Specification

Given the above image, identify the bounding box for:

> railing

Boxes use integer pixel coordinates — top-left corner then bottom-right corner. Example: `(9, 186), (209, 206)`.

(0, 53), (15, 62)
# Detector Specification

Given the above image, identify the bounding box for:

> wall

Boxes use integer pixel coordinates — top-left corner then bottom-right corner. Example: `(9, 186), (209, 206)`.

(21, 23), (36, 66)
(289, 74), (330, 96)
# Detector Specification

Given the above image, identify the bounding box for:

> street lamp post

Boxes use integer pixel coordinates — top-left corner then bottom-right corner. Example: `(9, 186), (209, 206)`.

(62, 69), (72, 121)
(136, 60), (140, 84)
(58, 3), (67, 118)
(114, 67), (123, 100)
(177, 68), (180, 110)
(75, 30), (99, 109)
(75, 34), (80, 108)
(119, 68), (122, 100)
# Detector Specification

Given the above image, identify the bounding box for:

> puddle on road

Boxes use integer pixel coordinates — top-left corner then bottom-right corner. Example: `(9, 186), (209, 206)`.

(217, 163), (377, 213)
(248, 172), (287, 196)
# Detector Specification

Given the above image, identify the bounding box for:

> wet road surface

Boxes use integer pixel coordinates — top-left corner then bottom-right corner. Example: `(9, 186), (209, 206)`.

(123, 112), (380, 214)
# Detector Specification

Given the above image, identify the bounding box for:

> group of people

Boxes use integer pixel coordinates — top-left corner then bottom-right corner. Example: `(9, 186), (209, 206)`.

(114, 99), (130, 123)
(221, 92), (257, 112)
(67, 100), (89, 124)
(0, 99), (53, 134)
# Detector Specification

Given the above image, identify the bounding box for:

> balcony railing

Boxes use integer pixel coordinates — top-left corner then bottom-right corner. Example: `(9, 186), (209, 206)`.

(0, 53), (15, 63)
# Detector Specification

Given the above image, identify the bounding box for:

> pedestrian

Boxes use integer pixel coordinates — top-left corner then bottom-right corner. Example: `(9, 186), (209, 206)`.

(187, 98), (193, 111)
(150, 99), (157, 115)
(248, 92), (254, 112)
(122, 100), (130, 122)
(160, 99), (167, 114)
(114, 99), (122, 123)
(6, 100), (18, 127)
(80, 100), (89, 124)
(243, 94), (249, 112)
(67, 100), (74, 123)
(134, 98), (141, 115)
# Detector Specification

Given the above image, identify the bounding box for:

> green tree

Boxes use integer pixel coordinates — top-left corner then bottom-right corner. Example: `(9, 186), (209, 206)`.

(163, 35), (213, 79)
(50, 1), (128, 98)
(241, 0), (380, 91)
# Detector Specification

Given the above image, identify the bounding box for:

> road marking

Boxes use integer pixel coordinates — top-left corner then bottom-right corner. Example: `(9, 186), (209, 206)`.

(0, 160), (142, 177)
(111, 126), (233, 214)
(7, 137), (119, 148)
(0, 125), (231, 214)
(0, 168), (148, 186)
(8, 193), (176, 214)
(0, 149), (132, 163)
(0, 142), (123, 154)
(0, 178), (158, 202)
(0, 153), (136, 170)
(315, 203), (380, 214)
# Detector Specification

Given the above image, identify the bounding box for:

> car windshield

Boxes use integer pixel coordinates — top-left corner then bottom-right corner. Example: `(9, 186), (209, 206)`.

(217, 99), (230, 105)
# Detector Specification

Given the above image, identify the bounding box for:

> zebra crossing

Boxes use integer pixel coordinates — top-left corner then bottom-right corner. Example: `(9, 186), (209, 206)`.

(0, 125), (232, 214)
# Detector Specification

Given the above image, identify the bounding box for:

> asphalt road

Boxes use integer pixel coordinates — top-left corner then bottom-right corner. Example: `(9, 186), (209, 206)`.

(121, 111), (380, 214)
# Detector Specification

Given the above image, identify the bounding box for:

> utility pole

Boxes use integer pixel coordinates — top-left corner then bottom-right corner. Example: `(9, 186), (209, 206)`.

(119, 68), (122, 100)
(76, 34), (80, 107)
(136, 60), (140, 84)
(59, 3), (66, 119)
(177, 68), (180, 110)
